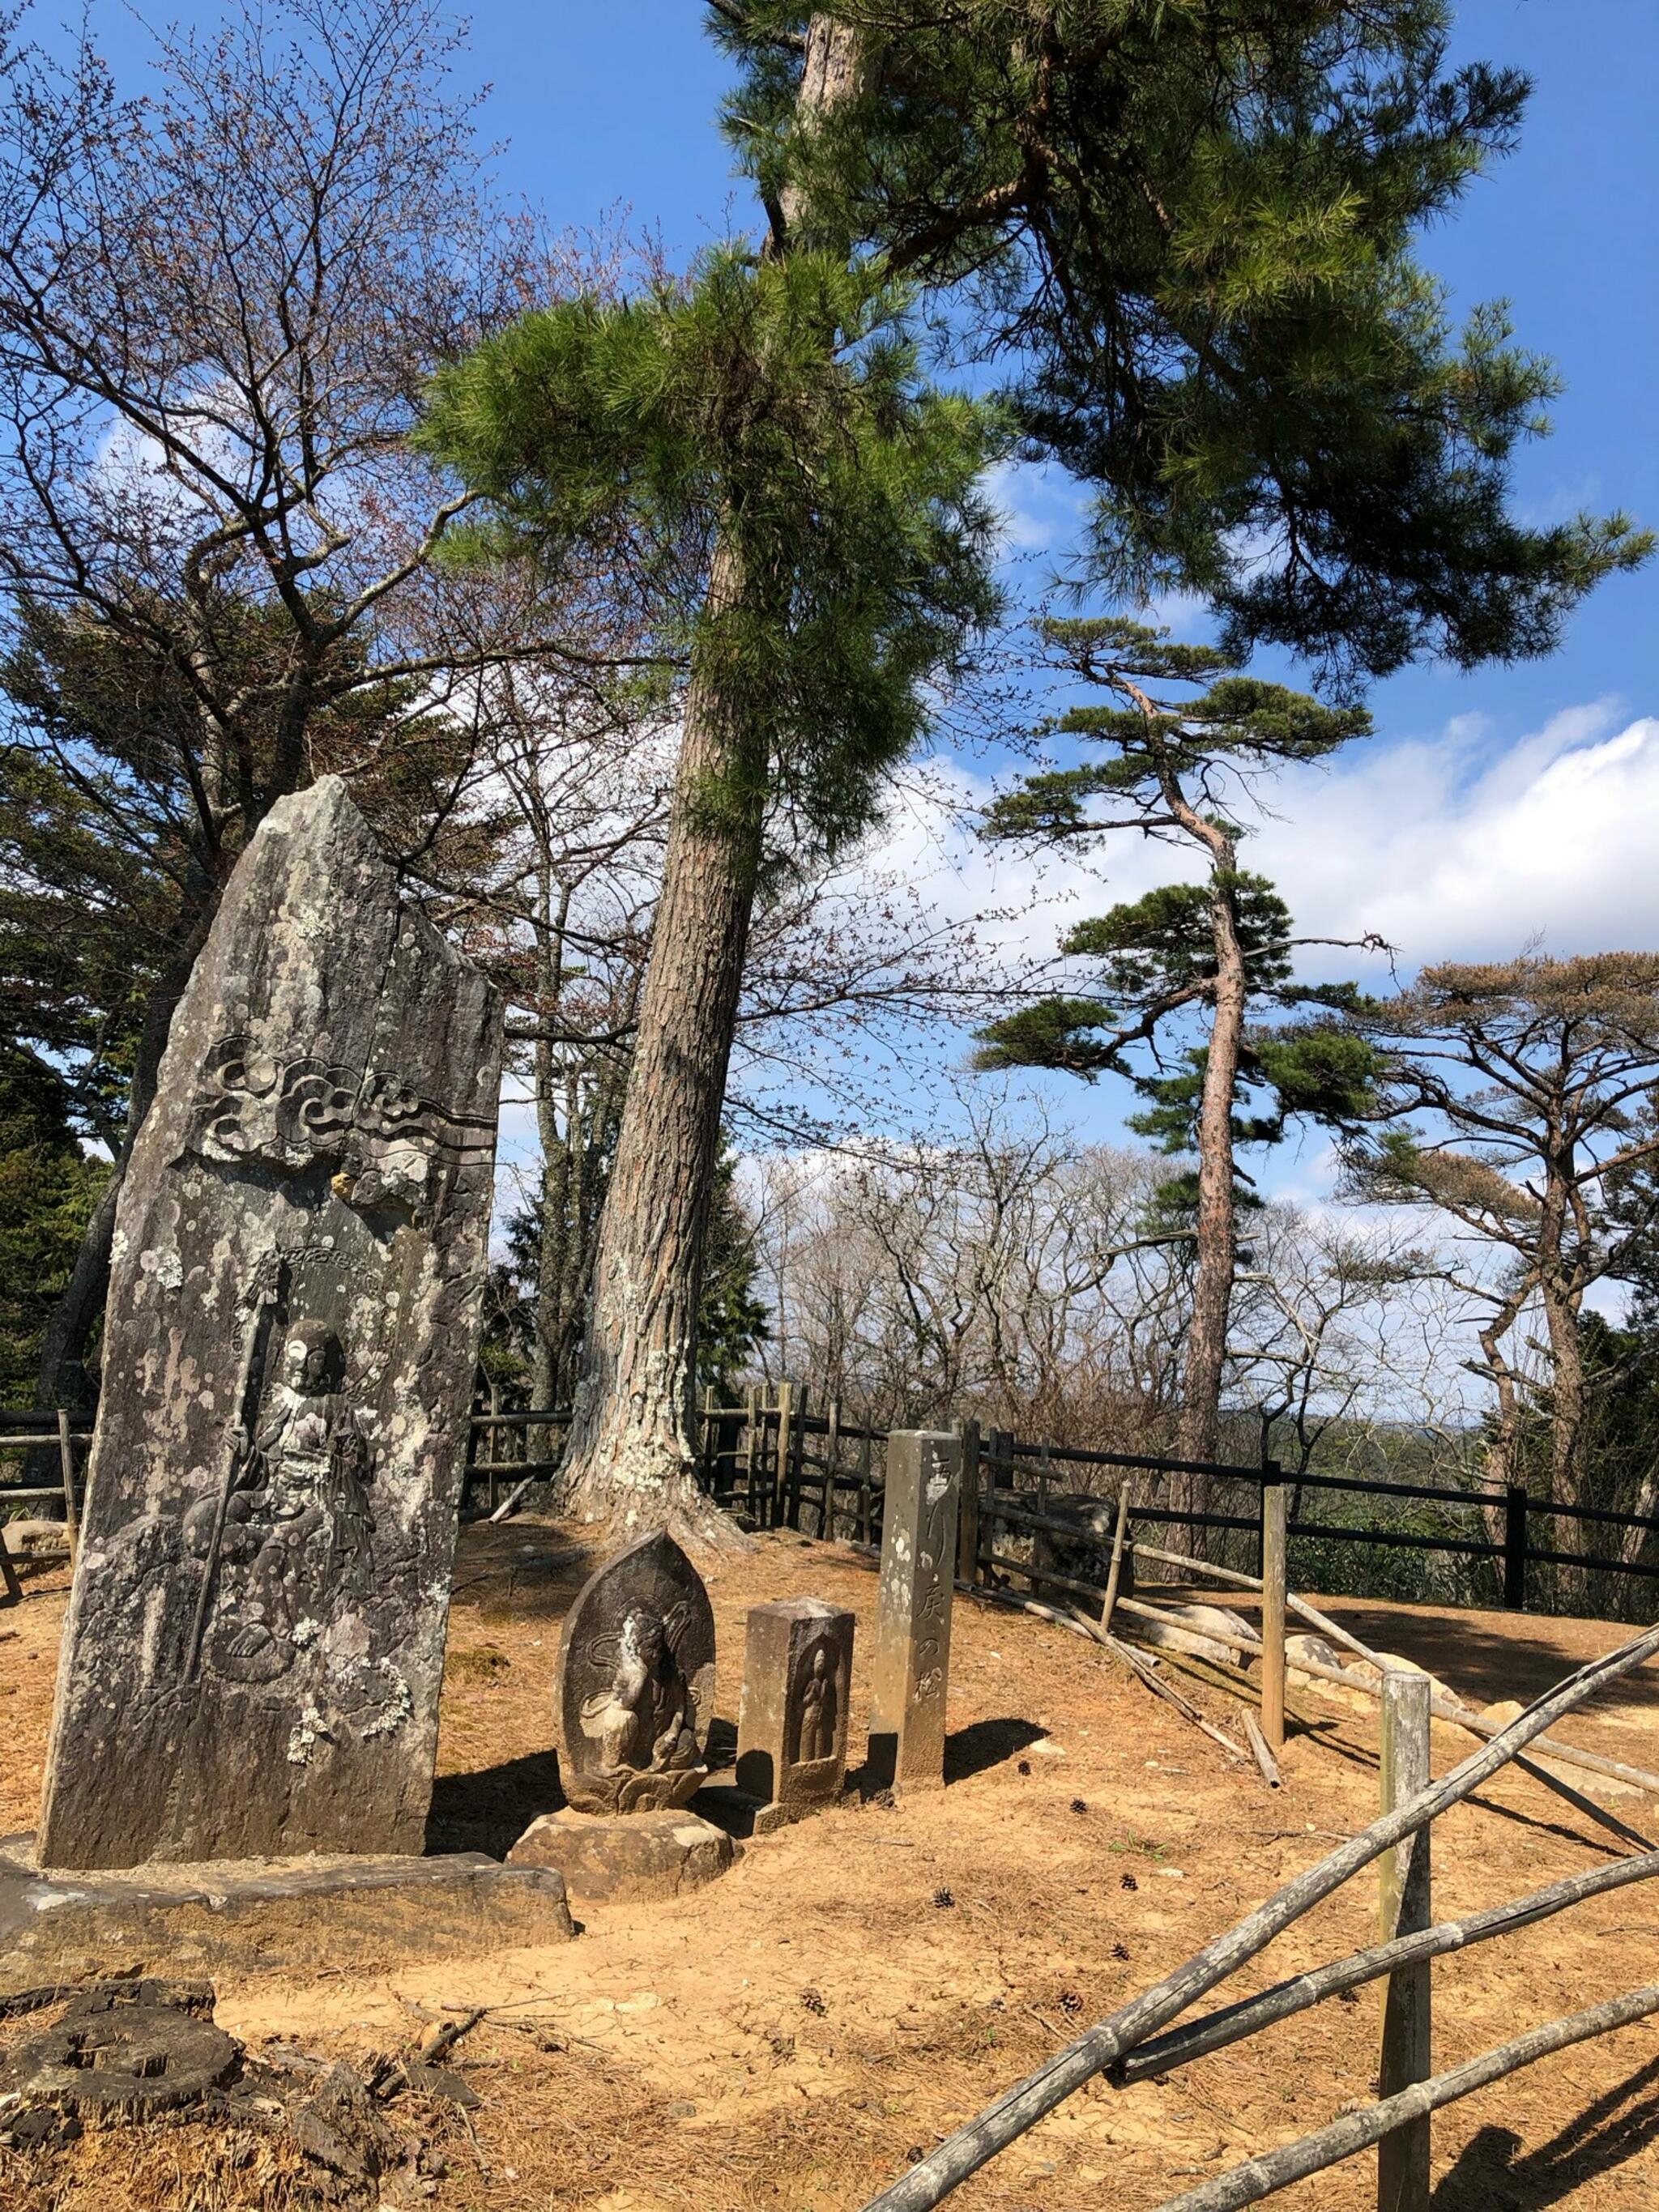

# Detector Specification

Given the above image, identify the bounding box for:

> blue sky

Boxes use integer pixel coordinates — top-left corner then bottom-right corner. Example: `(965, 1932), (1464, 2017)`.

(447, 2), (1659, 1179)
(74, 0), (1657, 788)
(62, 2), (1659, 1188)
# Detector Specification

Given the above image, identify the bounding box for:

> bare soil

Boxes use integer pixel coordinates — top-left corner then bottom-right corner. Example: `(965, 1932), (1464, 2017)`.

(4, 1521), (1659, 2210)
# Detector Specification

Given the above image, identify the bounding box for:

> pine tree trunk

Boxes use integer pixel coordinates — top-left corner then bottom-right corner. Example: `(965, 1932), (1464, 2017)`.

(556, 542), (761, 1546)
(1173, 864), (1247, 1537)
(552, 13), (859, 1547)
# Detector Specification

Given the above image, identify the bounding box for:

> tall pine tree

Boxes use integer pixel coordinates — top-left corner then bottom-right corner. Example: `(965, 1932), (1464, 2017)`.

(426, 4), (1644, 1532)
(978, 618), (1380, 1482)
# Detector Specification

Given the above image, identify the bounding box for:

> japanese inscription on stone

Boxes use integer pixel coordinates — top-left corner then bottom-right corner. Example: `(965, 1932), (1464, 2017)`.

(868, 1431), (961, 1791)
(554, 1532), (716, 1814)
(38, 779), (502, 1869)
(735, 1598), (855, 1823)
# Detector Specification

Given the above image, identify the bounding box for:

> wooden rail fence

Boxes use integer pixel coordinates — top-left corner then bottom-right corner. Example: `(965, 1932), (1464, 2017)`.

(11, 1383), (1659, 1617)
(856, 1604), (1659, 2212)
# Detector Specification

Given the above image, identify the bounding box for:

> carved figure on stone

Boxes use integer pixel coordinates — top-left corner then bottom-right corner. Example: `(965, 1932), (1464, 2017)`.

(794, 1642), (839, 1766)
(736, 1599), (855, 1824)
(181, 1315), (380, 1688)
(555, 1533), (715, 1815)
(580, 1609), (701, 1784)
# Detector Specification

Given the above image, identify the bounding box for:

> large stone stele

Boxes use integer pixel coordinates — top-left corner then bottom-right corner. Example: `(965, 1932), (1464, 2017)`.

(37, 778), (503, 1870)
(554, 1532), (716, 1814)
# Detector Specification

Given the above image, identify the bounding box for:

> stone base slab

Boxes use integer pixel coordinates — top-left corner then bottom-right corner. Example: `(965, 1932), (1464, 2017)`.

(507, 1808), (733, 1902)
(693, 1783), (838, 1836)
(0, 1835), (572, 1997)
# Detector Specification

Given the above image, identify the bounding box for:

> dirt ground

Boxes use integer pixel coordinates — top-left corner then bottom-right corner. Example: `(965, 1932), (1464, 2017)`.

(4, 1520), (1659, 2211)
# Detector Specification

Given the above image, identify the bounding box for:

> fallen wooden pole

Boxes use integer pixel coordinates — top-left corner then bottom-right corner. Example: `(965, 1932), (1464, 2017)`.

(1113, 1556), (1659, 1815)
(1242, 1711), (1281, 1790)
(1116, 1847), (1659, 2084)
(1107, 1631), (1247, 1766)
(970, 1583), (1247, 1766)
(487, 1470), (542, 1524)
(1125, 1537), (1400, 1672)
(975, 1560), (1657, 1841)
(1150, 1980), (1659, 2212)
(859, 1617), (1659, 2212)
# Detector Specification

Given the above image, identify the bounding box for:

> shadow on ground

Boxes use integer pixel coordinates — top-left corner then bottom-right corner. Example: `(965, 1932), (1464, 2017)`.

(425, 1750), (564, 1858)
(1432, 2053), (1659, 2208)
(943, 1717), (1048, 1783)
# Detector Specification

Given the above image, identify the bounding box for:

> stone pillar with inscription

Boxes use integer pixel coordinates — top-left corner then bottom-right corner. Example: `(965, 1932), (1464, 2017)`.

(736, 1597), (855, 1831)
(38, 778), (502, 1870)
(867, 1430), (960, 1792)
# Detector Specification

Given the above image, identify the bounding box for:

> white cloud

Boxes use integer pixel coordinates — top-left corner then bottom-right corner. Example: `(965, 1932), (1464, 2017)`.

(981, 455), (1089, 560)
(864, 700), (1659, 989)
(1256, 701), (1659, 975)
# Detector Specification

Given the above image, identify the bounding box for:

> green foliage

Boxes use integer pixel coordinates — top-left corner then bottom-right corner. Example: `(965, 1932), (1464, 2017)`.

(1, 595), (512, 1151)
(0, 601), (208, 1142)
(714, 3), (1648, 687)
(968, 995), (1122, 1078)
(420, 250), (1004, 859)
(976, 618), (1382, 1188)
(698, 1150), (771, 1393)
(487, 1142), (769, 1403)
(0, 1049), (107, 1406)
(1066, 876), (1295, 1001)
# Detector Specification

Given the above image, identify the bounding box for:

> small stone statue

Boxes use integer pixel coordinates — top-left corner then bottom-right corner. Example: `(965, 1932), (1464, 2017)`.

(579, 1608), (702, 1785)
(797, 1641), (838, 1765)
(555, 1532), (716, 1815)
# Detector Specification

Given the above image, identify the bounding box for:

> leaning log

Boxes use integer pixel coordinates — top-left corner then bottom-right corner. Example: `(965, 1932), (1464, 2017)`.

(1118, 1846), (1659, 2084)
(1150, 1981), (1659, 2212)
(859, 1617), (1659, 2212)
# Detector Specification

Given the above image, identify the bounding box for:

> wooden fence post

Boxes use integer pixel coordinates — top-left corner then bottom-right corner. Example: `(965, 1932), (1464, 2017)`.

(1260, 1475), (1288, 1754)
(1503, 1485), (1529, 1610)
(1378, 1671), (1434, 2212)
(822, 1395), (841, 1538)
(743, 1383), (760, 1520)
(982, 1427), (1011, 1573)
(486, 1383), (501, 1516)
(58, 1409), (79, 1554)
(956, 1417), (982, 1588)
(773, 1380), (795, 1530)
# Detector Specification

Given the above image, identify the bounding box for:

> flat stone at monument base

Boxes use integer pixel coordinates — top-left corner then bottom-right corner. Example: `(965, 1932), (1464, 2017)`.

(508, 1809), (733, 1902)
(0, 1835), (571, 1997)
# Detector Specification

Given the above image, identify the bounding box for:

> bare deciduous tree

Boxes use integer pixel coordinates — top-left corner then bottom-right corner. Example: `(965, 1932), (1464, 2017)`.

(0, 0), (608, 1404)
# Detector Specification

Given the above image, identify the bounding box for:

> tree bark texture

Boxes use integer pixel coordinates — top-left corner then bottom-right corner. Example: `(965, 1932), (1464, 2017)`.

(1179, 870), (1245, 1473)
(557, 543), (762, 1541)
(555, 14), (859, 1541)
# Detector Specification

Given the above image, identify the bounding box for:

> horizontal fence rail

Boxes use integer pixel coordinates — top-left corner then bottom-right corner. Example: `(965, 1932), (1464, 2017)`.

(11, 1385), (1655, 1615)
(681, 1396), (1659, 1620)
